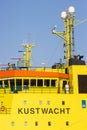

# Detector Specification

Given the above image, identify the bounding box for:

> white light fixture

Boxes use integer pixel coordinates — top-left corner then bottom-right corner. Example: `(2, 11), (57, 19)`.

(61, 11), (67, 20)
(68, 6), (75, 15)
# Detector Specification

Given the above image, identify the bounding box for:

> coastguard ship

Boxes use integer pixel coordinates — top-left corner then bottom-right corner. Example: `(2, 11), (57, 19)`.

(0, 6), (87, 130)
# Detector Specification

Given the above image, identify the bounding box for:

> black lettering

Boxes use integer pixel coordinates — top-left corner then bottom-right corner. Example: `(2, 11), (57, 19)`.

(54, 108), (59, 114)
(41, 108), (48, 114)
(60, 108), (65, 114)
(35, 108), (40, 114)
(48, 108), (53, 114)
(17, 107), (71, 115)
(30, 108), (35, 114)
(66, 108), (70, 114)
(18, 108), (23, 114)
(24, 108), (29, 114)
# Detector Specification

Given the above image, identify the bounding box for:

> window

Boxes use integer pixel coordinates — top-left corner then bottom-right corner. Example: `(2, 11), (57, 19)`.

(44, 80), (50, 87)
(23, 100), (27, 105)
(24, 121), (28, 126)
(48, 121), (51, 126)
(24, 79), (29, 90)
(47, 100), (50, 105)
(63, 81), (67, 89)
(0, 81), (2, 88)
(10, 79), (14, 91)
(39, 100), (42, 105)
(30, 79), (36, 87)
(78, 75), (87, 93)
(51, 80), (56, 87)
(16, 79), (22, 91)
(4, 80), (8, 88)
(62, 101), (65, 105)
(35, 121), (38, 126)
(82, 100), (86, 108)
(24, 79), (29, 86)
(66, 121), (69, 126)
(37, 79), (43, 87)
(11, 121), (15, 126)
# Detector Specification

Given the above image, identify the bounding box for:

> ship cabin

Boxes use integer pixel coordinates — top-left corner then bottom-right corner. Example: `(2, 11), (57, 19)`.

(0, 60), (87, 95)
(0, 44), (87, 95)
(0, 44), (69, 94)
(0, 66), (69, 94)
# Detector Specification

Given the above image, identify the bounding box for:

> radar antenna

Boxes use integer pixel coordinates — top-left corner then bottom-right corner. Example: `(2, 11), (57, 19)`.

(52, 6), (75, 68)
(18, 43), (35, 69)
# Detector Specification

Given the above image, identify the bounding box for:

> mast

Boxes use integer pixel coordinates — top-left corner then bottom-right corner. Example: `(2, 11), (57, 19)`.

(18, 43), (34, 70)
(23, 44), (35, 69)
(52, 6), (75, 68)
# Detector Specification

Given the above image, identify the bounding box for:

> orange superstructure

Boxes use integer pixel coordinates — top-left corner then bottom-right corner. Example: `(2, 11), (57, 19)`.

(0, 70), (69, 79)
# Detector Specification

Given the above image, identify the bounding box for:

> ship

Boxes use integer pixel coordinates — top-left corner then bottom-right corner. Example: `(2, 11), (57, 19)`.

(0, 6), (87, 130)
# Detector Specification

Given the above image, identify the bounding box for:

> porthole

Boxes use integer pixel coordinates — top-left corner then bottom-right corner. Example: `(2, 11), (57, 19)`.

(23, 100), (27, 105)
(35, 121), (38, 126)
(47, 100), (50, 105)
(24, 121), (28, 126)
(48, 121), (51, 126)
(39, 100), (42, 105)
(66, 121), (69, 126)
(62, 101), (65, 105)
(11, 121), (15, 126)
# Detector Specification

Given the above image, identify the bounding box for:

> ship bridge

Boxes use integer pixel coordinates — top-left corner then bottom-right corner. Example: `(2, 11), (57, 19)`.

(0, 6), (87, 130)
(0, 68), (69, 94)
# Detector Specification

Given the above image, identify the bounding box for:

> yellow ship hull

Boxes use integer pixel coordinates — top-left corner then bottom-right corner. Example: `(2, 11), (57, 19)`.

(0, 5), (87, 130)
(0, 93), (87, 130)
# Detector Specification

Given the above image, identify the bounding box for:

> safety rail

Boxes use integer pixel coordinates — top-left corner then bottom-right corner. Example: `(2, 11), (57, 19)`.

(27, 87), (58, 93)
(0, 88), (10, 94)
(0, 87), (73, 94)
(0, 87), (58, 94)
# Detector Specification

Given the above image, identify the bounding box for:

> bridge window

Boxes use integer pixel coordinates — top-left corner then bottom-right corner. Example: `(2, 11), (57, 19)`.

(10, 79), (14, 92)
(24, 79), (29, 86)
(44, 79), (50, 87)
(37, 79), (43, 87)
(51, 80), (56, 87)
(4, 80), (9, 88)
(0, 81), (2, 88)
(30, 79), (36, 87)
(24, 79), (29, 90)
(78, 75), (87, 93)
(16, 79), (22, 91)
(63, 81), (67, 89)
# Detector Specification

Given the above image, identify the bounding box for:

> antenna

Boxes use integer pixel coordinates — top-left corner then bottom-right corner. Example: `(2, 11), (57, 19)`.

(0, 64), (8, 66)
(75, 19), (87, 26)
(52, 6), (75, 67)
(23, 43), (35, 69)
(10, 58), (22, 60)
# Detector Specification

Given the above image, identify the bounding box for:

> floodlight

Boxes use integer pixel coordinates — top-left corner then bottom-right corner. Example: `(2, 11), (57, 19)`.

(68, 6), (75, 15)
(61, 11), (67, 20)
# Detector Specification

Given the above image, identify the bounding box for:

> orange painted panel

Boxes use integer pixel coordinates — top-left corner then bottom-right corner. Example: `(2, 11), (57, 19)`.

(0, 70), (69, 79)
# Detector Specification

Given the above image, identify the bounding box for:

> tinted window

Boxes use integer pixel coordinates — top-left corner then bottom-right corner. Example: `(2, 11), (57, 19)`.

(78, 75), (87, 93)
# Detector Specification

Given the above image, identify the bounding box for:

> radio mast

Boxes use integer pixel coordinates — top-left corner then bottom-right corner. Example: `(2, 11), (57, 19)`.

(52, 6), (75, 68)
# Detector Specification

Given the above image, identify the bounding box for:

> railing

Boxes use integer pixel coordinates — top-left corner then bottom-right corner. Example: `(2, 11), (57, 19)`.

(0, 88), (10, 94)
(0, 87), (73, 94)
(0, 87), (58, 94)
(27, 87), (58, 93)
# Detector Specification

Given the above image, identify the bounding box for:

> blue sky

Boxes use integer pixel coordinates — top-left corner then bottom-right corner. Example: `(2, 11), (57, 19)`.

(0, 0), (87, 67)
